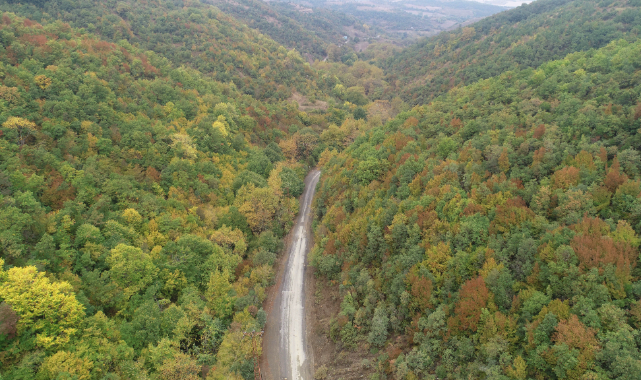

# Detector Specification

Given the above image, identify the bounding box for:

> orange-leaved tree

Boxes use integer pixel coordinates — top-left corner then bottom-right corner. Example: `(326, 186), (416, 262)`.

(448, 276), (491, 333)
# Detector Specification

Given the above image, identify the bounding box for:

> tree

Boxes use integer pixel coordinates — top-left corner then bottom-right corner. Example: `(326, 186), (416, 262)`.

(2, 117), (36, 146)
(231, 171), (267, 195)
(550, 314), (600, 378)
(425, 242), (451, 281)
(38, 351), (93, 380)
(159, 352), (200, 380)
(605, 157), (628, 193)
(571, 216), (637, 288)
(106, 244), (158, 300)
(0, 193), (36, 258)
(553, 166), (580, 189)
(0, 302), (19, 340)
(279, 167), (304, 198)
(74, 311), (136, 378)
(406, 269), (432, 312)
(353, 107), (367, 120)
(236, 184), (279, 233)
(206, 269), (234, 320)
(368, 304), (389, 347)
(0, 265), (85, 349)
(448, 276), (490, 333)
(498, 148), (510, 173)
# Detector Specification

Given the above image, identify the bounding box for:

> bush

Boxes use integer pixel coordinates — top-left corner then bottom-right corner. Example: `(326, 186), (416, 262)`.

(314, 365), (328, 380)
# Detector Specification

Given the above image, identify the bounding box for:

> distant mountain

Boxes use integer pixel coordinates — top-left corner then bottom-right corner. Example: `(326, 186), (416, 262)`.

(274, 0), (508, 39)
(470, 0), (534, 7)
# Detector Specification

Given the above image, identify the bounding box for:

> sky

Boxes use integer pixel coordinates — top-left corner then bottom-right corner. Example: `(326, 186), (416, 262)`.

(470, 0), (533, 7)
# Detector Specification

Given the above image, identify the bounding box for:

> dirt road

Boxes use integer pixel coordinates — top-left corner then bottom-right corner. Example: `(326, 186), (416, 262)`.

(262, 170), (321, 380)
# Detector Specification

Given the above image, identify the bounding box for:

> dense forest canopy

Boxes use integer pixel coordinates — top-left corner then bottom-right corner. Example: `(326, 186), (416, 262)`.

(0, 0), (344, 376)
(0, 0), (403, 376)
(313, 38), (641, 379)
(0, 0), (322, 101)
(1, 0), (641, 378)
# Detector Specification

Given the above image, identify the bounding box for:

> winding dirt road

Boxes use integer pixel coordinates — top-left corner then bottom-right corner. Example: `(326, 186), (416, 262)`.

(262, 170), (321, 380)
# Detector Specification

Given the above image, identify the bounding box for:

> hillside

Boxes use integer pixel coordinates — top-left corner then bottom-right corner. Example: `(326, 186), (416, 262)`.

(2, 0), (641, 379)
(0, 3), (339, 378)
(0, 0), (321, 101)
(204, 0), (362, 59)
(312, 39), (641, 379)
(383, 0), (641, 105)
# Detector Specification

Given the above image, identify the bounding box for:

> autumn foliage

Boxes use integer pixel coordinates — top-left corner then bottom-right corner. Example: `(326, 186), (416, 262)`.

(448, 276), (490, 333)
(571, 217), (636, 276)
(406, 269), (433, 311)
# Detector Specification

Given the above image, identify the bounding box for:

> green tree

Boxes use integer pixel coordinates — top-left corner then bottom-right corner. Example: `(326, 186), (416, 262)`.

(206, 269), (234, 321)
(106, 244), (158, 300)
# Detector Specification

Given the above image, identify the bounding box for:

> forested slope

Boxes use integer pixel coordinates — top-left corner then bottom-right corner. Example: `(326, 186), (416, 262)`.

(383, 0), (641, 105)
(313, 39), (641, 379)
(0, 0), (321, 100)
(0, 5), (332, 379)
(204, 0), (358, 59)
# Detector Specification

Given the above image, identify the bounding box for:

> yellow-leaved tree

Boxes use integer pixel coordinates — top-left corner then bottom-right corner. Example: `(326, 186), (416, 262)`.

(235, 184), (279, 233)
(38, 351), (93, 380)
(206, 269), (234, 320)
(0, 260), (85, 349)
(3, 116), (36, 146)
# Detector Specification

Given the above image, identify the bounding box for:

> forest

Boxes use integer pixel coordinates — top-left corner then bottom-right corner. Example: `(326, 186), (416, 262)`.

(313, 37), (641, 380)
(1, 0), (641, 379)
(0, 0), (406, 377)
(0, 0), (336, 377)
(382, 0), (641, 105)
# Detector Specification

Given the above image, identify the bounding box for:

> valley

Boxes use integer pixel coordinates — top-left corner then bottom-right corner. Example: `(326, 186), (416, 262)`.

(0, 0), (640, 379)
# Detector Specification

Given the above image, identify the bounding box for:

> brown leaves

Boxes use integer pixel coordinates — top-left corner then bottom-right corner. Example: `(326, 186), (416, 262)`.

(448, 276), (491, 333)
(604, 157), (628, 193)
(498, 148), (510, 173)
(553, 314), (599, 361)
(0, 302), (19, 339)
(145, 166), (161, 182)
(553, 166), (580, 190)
(490, 197), (535, 234)
(571, 216), (637, 298)
(406, 269), (433, 311)
(571, 217), (636, 273)
(533, 124), (546, 139)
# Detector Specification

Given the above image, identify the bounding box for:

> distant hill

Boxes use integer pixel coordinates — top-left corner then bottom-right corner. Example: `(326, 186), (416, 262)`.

(382, 0), (641, 105)
(204, 0), (362, 59)
(277, 0), (508, 39)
